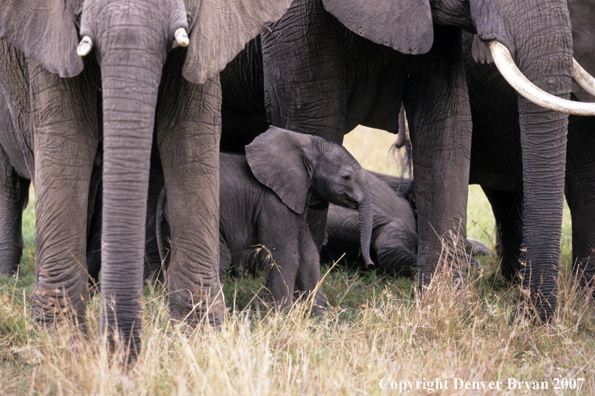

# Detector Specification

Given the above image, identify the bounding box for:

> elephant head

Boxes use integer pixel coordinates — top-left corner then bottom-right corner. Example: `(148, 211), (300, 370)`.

(245, 127), (374, 266)
(317, 0), (595, 321)
(0, 0), (293, 356)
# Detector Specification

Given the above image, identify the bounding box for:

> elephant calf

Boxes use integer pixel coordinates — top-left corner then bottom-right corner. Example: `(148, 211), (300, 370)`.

(322, 170), (491, 275)
(323, 171), (418, 276)
(157, 126), (373, 313)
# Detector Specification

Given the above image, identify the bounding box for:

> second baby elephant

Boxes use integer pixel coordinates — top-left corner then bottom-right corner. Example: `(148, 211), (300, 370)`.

(157, 126), (373, 313)
(323, 169), (492, 275)
(323, 171), (418, 276)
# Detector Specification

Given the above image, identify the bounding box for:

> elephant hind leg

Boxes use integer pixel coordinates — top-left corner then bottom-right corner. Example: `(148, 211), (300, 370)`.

(0, 146), (30, 276)
(482, 187), (524, 283)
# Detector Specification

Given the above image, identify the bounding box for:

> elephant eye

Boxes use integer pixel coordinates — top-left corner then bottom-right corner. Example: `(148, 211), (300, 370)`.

(342, 175), (352, 182)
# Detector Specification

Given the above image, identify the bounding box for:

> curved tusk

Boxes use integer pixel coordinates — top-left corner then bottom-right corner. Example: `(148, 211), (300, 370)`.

(77, 36), (93, 57)
(573, 58), (595, 98)
(174, 28), (189, 47)
(489, 40), (595, 116)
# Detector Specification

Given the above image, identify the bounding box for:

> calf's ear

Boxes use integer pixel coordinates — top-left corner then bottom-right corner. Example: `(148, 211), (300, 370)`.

(245, 126), (314, 215)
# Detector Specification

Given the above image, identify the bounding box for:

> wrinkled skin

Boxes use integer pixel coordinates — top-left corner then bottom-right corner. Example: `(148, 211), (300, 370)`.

(322, 170), (491, 275)
(465, 0), (595, 289)
(0, 90), (103, 279)
(156, 127), (374, 314)
(0, 0), (293, 359)
(323, 171), (417, 276)
(221, 0), (574, 321)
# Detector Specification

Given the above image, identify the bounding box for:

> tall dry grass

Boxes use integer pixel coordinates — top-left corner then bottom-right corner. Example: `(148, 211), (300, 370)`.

(0, 126), (593, 395)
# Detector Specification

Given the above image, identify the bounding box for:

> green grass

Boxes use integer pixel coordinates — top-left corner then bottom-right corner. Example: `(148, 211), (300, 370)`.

(0, 126), (592, 395)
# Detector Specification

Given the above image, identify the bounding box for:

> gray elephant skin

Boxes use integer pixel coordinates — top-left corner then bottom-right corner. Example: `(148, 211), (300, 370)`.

(156, 127), (374, 313)
(219, 0), (588, 321)
(322, 170), (491, 275)
(462, 0), (595, 290)
(323, 171), (417, 276)
(0, 0), (293, 358)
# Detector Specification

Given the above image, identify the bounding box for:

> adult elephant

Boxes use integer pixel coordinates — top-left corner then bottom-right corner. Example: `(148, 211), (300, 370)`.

(220, 0), (595, 321)
(0, 0), (292, 358)
(464, 0), (595, 289)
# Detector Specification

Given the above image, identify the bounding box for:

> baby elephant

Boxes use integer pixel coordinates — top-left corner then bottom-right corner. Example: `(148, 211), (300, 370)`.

(157, 126), (373, 314)
(323, 171), (418, 275)
(323, 170), (491, 275)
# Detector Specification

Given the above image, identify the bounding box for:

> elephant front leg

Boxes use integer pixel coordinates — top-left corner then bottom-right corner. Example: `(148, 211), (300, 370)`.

(0, 146), (30, 276)
(157, 74), (224, 330)
(29, 63), (98, 327)
(404, 26), (472, 289)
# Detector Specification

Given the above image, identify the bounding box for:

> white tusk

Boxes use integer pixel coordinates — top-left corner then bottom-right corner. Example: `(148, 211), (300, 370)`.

(175, 28), (189, 47)
(77, 36), (93, 57)
(489, 40), (595, 116)
(572, 58), (595, 98)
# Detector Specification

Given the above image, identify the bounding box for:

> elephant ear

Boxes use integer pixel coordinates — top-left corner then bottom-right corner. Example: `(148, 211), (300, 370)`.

(0, 0), (83, 77)
(183, 0), (293, 84)
(321, 0), (433, 55)
(245, 126), (314, 215)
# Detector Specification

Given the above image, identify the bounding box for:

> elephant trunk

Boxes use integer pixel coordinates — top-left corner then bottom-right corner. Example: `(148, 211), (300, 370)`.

(98, 28), (166, 357)
(357, 170), (374, 266)
(513, 18), (572, 322)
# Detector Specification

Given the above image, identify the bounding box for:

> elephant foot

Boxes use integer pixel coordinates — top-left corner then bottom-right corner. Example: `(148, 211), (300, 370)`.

(0, 263), (19, 277)
(168, 285), (226, 330)
(512, 297), (553, 326)
(437, 230), (475, 287)
(293, 288), (326, 317)
(0, 250), (23, 276)
(572, 256), (595, 290)
(31, 285), (87, 332)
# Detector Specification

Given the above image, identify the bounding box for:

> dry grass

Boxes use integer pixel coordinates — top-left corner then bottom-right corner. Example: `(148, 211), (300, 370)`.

(1, 126), (593, 395)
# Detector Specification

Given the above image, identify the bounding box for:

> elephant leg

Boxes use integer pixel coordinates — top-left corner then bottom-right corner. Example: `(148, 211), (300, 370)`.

(29, 61), (98, 327)
(294, 226), (326, 315)
(566, 115), (595, 288)
(86, 151), (103, 286)
(403, 26), (472, 288)
(144, 141), (165, 281)
(219, 237), (232, 280)
(481, 187), (524, 283)
(255, 206), (305, 311)
(156, 66), (224, 329)
(306, 205), (328, 252)
(261, 0), (350, 141)
(295, 204), (328, 313)
(0, 145), (30, 276)
(86, 179), (102, 285)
